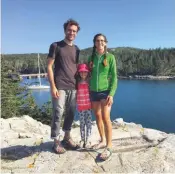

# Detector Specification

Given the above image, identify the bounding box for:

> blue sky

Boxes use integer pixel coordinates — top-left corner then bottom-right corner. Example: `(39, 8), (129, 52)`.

(2, 0), (175, 54)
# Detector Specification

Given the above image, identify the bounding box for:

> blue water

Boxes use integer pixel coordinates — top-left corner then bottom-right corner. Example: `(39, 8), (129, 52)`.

(21, 78), (175, 133)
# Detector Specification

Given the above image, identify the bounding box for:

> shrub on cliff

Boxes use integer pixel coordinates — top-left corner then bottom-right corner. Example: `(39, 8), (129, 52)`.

(1, 55), (52, 125)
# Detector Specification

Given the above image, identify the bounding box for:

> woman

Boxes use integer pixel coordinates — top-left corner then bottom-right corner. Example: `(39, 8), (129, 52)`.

(88, 33), (118, 161)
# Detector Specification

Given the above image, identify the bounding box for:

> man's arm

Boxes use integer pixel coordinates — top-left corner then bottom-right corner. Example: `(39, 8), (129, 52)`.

(47, 42), (59, 98)
(47, 58), (55, 88)
(47, 58), (59, 98)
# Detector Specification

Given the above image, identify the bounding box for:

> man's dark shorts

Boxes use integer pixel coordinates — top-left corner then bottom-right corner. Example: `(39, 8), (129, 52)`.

(90, 90), (110, 102)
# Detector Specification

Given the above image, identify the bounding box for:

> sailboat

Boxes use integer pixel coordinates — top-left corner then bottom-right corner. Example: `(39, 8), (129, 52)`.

(27, 53), (50, 90)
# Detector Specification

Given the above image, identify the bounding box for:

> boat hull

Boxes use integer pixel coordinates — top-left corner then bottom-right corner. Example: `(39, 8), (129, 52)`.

(27, 85), (50, 90)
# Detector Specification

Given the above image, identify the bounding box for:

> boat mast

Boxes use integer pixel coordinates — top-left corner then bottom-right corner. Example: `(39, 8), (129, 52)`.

(38, 53), (41, 86)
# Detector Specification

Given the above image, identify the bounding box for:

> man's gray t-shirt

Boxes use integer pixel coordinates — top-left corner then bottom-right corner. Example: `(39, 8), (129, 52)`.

(47, 40), (79, 90)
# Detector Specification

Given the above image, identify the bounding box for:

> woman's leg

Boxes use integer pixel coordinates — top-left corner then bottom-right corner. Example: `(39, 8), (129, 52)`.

(101, 100), (112, 148)
(92, 101), (105, 144)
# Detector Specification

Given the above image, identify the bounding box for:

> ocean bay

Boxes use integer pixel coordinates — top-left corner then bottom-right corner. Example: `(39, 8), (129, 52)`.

(21, 78), (175, 133)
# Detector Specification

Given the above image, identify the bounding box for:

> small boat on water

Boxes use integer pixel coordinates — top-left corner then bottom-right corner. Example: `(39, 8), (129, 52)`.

(27, 54), (50, 90)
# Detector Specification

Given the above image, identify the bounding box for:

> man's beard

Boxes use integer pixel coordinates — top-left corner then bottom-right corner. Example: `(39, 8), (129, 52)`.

(66, 35), (74, 41)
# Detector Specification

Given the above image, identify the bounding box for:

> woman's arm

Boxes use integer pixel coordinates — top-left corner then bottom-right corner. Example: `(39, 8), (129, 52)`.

(109, 54), (118, 97)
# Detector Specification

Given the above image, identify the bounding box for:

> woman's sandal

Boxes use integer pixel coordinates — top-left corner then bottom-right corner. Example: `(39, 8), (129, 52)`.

(53, 140), (66, 154)
(92, 141), (106, 150)
(98, 148), (112, 161)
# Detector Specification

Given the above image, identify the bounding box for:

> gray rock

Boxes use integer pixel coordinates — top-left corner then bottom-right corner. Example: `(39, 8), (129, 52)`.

(0, 118), (10, 130)
(112, 118), (125, 128)
(142, 128), (168, 143)
(73, 120), (80, 126)
(1, 116), (175, 173)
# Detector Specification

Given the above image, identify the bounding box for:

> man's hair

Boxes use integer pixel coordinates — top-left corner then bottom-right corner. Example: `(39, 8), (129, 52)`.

(63, 19), (80, 32)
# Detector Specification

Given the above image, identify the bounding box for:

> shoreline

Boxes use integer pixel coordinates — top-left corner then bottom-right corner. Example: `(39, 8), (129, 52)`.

(118, 75), (175, 80)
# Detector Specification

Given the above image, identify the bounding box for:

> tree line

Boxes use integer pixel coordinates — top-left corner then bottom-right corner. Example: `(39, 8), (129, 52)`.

(2, 47), (175, 76)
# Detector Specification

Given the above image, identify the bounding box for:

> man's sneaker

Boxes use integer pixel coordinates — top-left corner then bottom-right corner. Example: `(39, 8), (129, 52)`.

(52, 139), (66, 154)
(61, 138), (80, 150)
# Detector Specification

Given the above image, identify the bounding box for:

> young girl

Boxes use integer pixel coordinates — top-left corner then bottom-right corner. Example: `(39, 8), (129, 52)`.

(76, 63), (92, 148)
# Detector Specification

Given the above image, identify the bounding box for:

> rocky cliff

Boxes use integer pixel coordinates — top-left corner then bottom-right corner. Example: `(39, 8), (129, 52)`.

(1, 116), (175, 173)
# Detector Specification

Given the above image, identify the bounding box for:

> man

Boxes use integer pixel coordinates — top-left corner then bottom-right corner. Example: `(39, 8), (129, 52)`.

(47, 19), (80, 154)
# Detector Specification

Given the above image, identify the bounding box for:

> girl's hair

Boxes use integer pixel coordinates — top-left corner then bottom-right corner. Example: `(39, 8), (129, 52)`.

(89, 33), (108, 69)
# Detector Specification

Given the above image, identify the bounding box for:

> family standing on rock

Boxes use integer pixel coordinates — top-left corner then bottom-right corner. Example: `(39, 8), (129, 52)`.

(47, 19), (117, 161)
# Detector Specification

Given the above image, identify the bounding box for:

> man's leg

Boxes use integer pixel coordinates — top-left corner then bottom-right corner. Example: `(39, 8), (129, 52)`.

(51, 90), (66, 140)
(62, 90), (76, 137)
(62, 90), (79, 149)
(51, 90), (67, 153)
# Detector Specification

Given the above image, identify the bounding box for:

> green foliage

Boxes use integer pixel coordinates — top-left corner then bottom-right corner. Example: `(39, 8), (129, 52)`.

(1, 55), (52, 125)
(30, 101), (52, 125)
(2, 53), (47, 74)
(80, 47), (175, 76)
(1, 55), (36, 118)
(2, 47), (175, 76)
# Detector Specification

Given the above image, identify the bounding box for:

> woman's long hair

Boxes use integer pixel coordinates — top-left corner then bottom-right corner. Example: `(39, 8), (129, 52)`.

(89, 33), (108, 69)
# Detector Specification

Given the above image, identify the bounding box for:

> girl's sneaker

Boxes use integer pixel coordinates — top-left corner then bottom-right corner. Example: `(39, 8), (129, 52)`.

(85, 140), (91, 149)
(79, 140), (85, 148)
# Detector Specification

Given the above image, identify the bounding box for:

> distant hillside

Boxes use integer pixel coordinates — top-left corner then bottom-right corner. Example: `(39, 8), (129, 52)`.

(1, 47), (175, 76)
